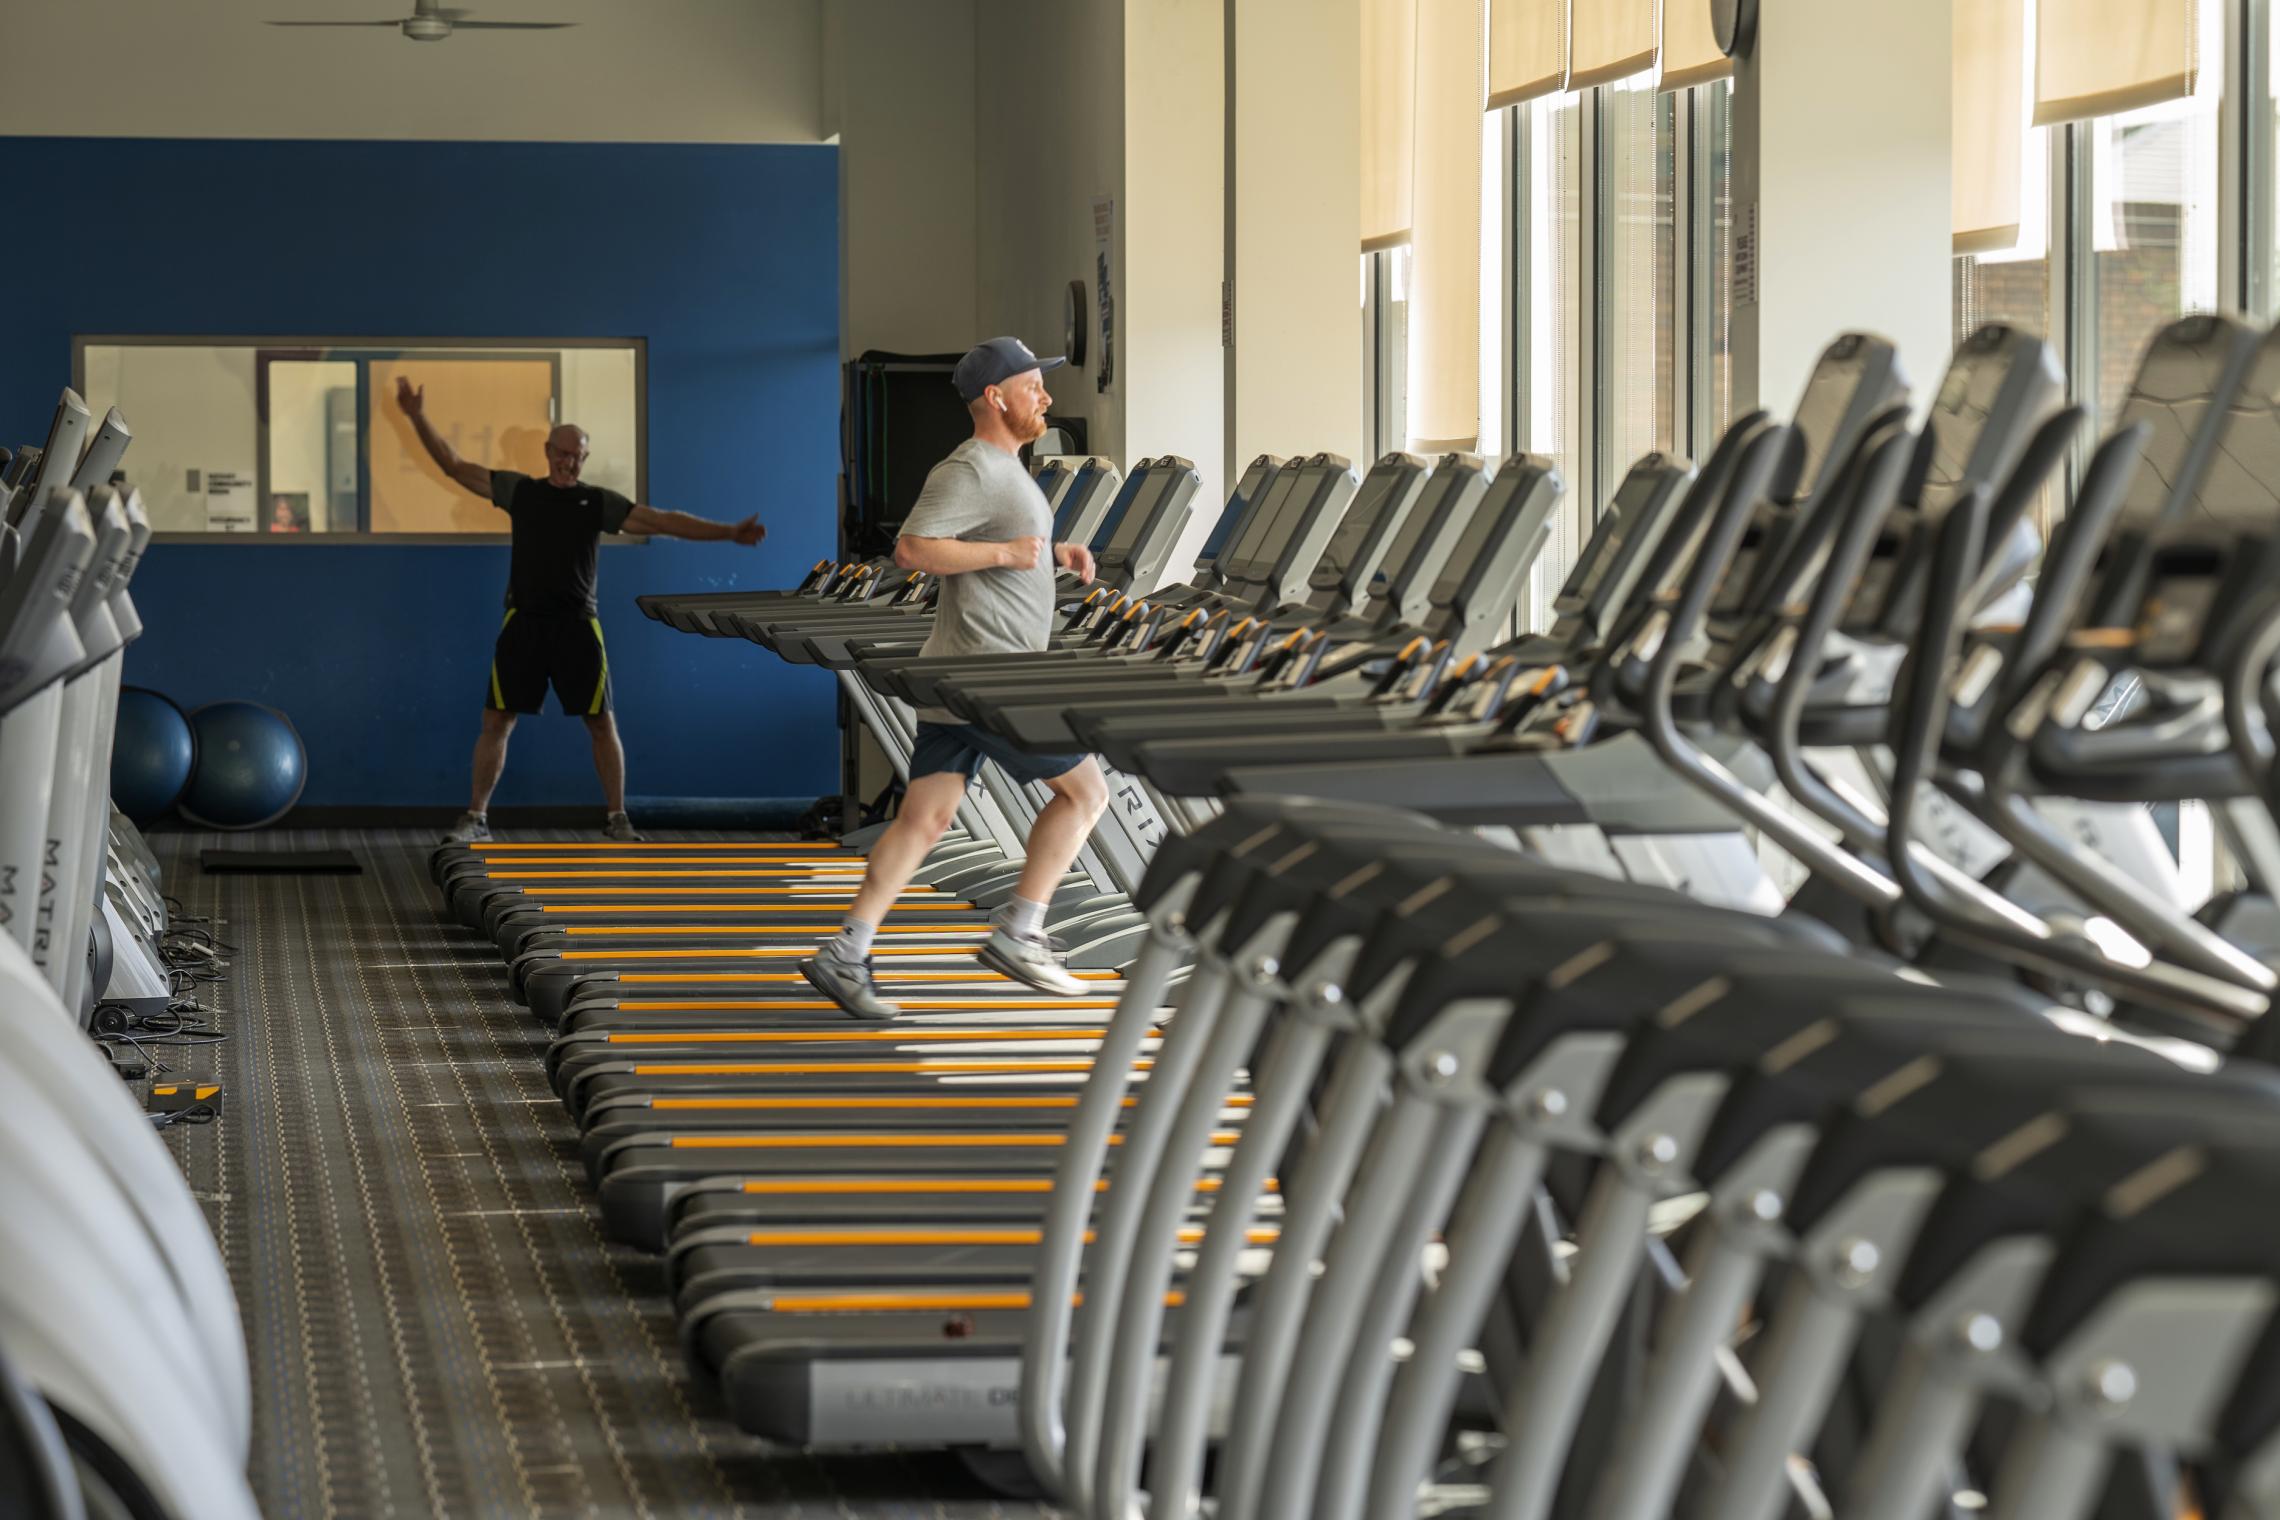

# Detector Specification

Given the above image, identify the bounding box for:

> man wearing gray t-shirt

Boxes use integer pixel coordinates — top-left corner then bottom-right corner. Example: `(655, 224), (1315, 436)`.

(802, 337), (1108, 1018)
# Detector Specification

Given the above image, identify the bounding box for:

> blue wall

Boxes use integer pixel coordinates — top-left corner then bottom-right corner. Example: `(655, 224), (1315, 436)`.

(0, 136), (842, 809)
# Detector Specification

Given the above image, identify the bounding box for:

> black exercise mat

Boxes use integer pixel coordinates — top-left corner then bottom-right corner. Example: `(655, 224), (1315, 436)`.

(200, 848), (363, 875)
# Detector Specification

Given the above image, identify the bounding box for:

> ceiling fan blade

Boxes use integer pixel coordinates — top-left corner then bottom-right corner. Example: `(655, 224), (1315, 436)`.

(448, 19), (578, 27)
(265, 18), (401, 24)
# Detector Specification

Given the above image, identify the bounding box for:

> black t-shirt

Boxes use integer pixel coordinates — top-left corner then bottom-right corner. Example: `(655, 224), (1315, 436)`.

(488, 470), (635, 616)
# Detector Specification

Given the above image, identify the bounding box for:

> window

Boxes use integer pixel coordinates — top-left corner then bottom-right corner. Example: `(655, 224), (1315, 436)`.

(1605, 76), (1679, 472)
(1518, 94), (1585, 628)
(2089, 49), (2223, 422)
(75, 337), (644, 538)
(1369, 9), (1730, 632)
(1479, 109), (1509, 460)
(1703, 78), (1738, 443)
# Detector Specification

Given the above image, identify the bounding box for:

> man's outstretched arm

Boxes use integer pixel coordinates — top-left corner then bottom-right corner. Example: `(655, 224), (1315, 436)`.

(622, 504), (766, 545)
(393, 377), (493, 498)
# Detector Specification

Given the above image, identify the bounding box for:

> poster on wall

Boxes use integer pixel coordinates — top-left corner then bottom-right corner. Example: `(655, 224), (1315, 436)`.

(204, 469), (256, 533)
(1092, 196), (1115, 393)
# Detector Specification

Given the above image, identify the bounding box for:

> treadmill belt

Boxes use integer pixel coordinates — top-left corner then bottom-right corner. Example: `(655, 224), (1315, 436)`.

(153, 825), (1051, 1516)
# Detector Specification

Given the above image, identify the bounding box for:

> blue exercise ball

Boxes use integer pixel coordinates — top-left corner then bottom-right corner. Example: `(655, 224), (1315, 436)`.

(111, 687), (197, 826)
(180, 702), (307, 831)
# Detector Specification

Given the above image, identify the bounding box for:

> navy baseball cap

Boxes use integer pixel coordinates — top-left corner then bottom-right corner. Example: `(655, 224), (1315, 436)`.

(952, 337), (1067, 403)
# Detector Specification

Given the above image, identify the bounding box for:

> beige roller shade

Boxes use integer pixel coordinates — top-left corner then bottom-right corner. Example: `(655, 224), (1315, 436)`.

(1487, 0), (1566, 110)
(1661, 0), (1733, 92)
(1570, 0), (1658, 90)
(1409, 0), (1484, 451)
(1955, 0), (2028, 254)
(1362, 0), (1418, 251)
(2035, 0), (2197, 125)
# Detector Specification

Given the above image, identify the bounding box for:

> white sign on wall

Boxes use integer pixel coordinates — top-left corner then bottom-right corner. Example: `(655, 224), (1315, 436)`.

(204, 469), (256, 533)
(1092, 196), (1115, 393)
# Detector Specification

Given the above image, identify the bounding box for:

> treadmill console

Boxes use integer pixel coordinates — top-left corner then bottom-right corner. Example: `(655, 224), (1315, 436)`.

(1260, 454), (1358, 609)
(1192, 454), (1284, 590)
(1712, 334), (1907, 622)
(1383, 456), (1490, 631)
(1098, 456), (1200, 597)
(1055, 457), (1124, 547)
(1304, 452), (1430, 616)
(1555, 455), (1694, 643)
(1435, 454), (1562, 655)
(1857, 323), (2062, 639)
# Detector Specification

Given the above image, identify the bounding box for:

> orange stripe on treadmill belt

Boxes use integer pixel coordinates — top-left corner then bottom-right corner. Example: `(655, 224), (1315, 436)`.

(739, 1226), (1276, 1247)
(601, 1027), (1137, 1044)
(656, 1095), (1105, 1111)
(616, 998), (1115, 1012)
(464, 842), (847, 852)
(560, 947), (964, 961)
(763, 1290), (1186, 1313)
(734, 1177), (1259, 1196)
(539, 904), (978, 915)
(528, 887), (944, 897)
(616, 971), (1118, 985)
(669, 1131), (1241, 1150)
(652, 1093), (1247, 1112)
(562, 926), (986, 937)
(625, 1060), (1139, 1076)
(481, 856), (860, 867)
(497, 875), (857, 884)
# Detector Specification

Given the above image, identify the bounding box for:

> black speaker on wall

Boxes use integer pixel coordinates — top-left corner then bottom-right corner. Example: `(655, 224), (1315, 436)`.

(840, 350), (972, 560)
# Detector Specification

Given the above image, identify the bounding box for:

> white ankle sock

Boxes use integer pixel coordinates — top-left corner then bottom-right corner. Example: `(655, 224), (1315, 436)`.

(998, 895), (1048, 939)
(834, 917), (878, 960)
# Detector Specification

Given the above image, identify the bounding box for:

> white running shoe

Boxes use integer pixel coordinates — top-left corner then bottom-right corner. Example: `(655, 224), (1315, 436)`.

(604, 812), (647, 842)
(798, 943), (900, 1020)
(975, 924), (1086, 996)
(442, 812), (491, 844)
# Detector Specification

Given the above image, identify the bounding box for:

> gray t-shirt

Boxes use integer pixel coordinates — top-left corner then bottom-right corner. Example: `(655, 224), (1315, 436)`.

(900, 437), (1056, 723)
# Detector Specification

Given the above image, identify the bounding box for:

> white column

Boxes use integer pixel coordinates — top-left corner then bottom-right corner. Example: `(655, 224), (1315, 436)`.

(1734, 0), (1954, 413)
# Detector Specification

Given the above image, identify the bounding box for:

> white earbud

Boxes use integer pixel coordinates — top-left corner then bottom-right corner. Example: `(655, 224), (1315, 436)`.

(995, 395), (1010, 414)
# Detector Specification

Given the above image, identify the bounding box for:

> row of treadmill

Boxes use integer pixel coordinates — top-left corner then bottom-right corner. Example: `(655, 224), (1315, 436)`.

(433, 312), (2280, 1520)
(0, 393), (262, 1519)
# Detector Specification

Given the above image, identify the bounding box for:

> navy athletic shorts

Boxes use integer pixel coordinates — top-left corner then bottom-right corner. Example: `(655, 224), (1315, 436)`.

(487, 609), (612, 716)
(910, 721), (1086, 785)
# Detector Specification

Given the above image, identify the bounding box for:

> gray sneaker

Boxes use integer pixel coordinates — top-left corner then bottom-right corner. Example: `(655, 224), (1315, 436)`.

(442, 812), (491, 844)
(975, 924), (1085, 996)
(799, 943), (900, 1020)
(604, 811), (647, 842)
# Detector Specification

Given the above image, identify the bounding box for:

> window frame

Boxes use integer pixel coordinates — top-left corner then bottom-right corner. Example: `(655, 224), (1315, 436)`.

(1357, 64), (1728, 627)
(71, 332), (649, 546)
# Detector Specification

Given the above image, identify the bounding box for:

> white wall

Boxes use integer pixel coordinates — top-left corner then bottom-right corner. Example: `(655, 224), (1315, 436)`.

(829, 0), (979, 357)
(1738, 0), (1953, 416)
(974, 0), (1130, 468)
(0, 0), (824, 143)
(1126, 0), (1228, 571)
(1233, 0), (1362, 473)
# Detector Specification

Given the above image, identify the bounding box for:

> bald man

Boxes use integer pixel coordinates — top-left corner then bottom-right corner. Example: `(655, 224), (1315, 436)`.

(396, 377), (764, 843)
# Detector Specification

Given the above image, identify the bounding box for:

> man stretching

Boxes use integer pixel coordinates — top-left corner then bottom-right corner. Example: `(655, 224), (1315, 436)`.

(396, 376), (765, 843)
(801, 337), (1109, 1015)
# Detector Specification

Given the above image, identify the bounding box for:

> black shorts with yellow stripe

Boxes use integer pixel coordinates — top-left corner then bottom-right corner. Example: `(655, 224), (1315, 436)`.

(489, 609), (613, 716)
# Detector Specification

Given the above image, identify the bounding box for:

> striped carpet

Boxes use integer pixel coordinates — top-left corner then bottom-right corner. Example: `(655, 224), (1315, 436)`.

(149, 826), (1050, 1520)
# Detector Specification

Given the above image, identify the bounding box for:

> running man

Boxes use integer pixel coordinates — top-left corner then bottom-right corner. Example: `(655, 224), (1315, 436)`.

(801, 337), (1109, 1016)
(395, 376), (766, 843)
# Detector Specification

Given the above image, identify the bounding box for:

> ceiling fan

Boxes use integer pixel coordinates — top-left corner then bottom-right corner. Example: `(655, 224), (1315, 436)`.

(266, 0), (574, 42)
